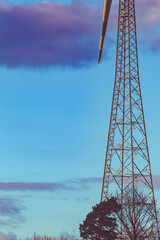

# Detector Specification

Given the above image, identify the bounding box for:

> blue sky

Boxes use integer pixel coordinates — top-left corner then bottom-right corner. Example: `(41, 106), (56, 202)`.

(0, 0), (160, 239)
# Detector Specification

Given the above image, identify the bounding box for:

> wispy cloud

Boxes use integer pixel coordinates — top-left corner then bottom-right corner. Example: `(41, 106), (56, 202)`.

(0, 175), (159, 192)
(0, 182), (68, 191)
(0, 175), (158, 229)
(0, 197), (25, 217)
(0, 178), (101, 192)
(75, 197), (89, 202)
(0, 197), (26, 227)
(0, 178), (100, 227)
(0, 232), (17, 240)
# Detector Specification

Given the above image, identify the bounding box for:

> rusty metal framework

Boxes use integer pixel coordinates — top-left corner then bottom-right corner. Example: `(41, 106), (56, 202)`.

(100, 0), (160, 239)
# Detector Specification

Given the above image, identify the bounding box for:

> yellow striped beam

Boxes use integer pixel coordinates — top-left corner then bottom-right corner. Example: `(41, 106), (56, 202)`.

(98, 0), (112, 63)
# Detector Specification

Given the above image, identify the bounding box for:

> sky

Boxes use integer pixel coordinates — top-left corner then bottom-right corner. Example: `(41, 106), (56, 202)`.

(0, 0), (160, 239)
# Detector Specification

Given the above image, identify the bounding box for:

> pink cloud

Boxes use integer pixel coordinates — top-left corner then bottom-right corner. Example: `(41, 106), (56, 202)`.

(0, 232), (17, 240)
(108, 0), (160, 50)
(136, 0), (160, 27)
(135, 0), (160, 50)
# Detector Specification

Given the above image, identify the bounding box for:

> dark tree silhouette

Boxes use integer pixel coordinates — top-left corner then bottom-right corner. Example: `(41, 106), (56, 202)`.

(79, 197), (121, 240)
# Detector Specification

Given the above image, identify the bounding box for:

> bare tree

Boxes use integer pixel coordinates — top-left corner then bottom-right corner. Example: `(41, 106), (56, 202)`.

(58, 232), (77, 240)
(116, 188), (160, 239)
(26, 232), (78, 240)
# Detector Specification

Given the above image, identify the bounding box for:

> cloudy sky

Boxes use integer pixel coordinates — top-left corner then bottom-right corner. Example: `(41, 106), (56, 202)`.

(0, 0), (160, 239)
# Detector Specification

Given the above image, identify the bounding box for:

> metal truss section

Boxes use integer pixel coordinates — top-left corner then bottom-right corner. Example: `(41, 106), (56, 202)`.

(101, 0), (160, 239)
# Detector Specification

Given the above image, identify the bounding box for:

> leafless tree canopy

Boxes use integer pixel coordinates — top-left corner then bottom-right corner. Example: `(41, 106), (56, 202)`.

(116, 188), (160, 240)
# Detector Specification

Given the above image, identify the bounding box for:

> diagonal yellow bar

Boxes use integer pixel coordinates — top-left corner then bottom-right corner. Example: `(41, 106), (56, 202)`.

(98, 0), (112, 63)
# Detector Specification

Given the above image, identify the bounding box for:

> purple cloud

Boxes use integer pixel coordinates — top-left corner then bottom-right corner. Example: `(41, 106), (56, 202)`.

(0, 0), (159, 68)
(0, 232), (17, 240)
(0, 197), (25, 217)
(0, 176), (158, 193)
(153, 175), (160, 189)
(0, 197), (26, 227)
(0, 1), (101, 68)
(0, 182), (67, 191)
(135, 0), (160, 51)
(0, 178), (101, 192)
(131, 175), (160, 190)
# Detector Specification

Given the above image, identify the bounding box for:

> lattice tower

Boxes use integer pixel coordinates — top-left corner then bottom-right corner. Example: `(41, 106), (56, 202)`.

(99, 0), (160, 239)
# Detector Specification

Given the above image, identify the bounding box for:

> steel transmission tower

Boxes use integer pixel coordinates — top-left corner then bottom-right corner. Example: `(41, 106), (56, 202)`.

(98, 0), (160, 239)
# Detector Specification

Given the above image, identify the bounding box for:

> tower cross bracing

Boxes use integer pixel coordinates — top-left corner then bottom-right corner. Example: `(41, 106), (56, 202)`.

(98, 0), (160, 239)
